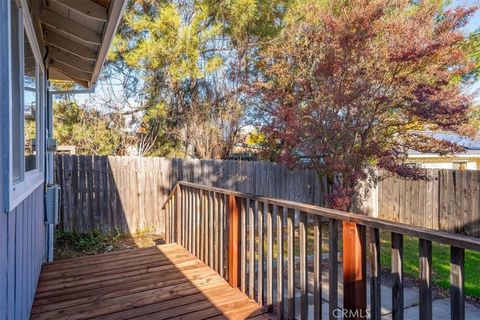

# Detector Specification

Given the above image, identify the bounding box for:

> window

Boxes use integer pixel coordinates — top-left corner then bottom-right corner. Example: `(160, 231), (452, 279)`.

(453, 161), (468, 171)
(6, 0), (45, 212)
(11, 0), (21, 182)
(24, 31), (38, 172)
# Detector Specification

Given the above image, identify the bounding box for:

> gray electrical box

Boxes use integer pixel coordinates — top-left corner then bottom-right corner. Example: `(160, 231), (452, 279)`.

(45, 185), (61, 225)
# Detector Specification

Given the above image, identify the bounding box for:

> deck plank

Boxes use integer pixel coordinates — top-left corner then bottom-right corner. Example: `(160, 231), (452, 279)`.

(36, 255), (199, 294)
(31, 244), (269, 320)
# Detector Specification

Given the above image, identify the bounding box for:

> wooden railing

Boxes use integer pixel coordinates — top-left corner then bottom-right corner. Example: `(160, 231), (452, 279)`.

(162, 181), (480, 320)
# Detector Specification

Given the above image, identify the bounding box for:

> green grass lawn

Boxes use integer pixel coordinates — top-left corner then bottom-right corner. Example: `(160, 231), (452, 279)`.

(249, 223), (480, 299)
(379, 231), (480, 298)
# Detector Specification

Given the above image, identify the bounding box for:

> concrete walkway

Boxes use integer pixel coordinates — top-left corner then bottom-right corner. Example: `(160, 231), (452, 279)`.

(289, 268), (480, 319)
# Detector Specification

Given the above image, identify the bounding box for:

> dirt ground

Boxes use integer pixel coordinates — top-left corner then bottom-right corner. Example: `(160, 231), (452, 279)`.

(54, 229), (165, 261)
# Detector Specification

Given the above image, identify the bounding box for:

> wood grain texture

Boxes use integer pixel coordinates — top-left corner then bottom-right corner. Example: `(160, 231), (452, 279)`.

(451, 246), (465, 320)
(299, 211), (308, 320)
(313, 215), (322, 320)
(159, 181), (480, 320)
(287, 208), (295, 319)
(377, 169), (480, 237)
(228, 194), (241, 288)
(31, 244), (268, 320)
(57, 156), (480, 238)
(56, 156), (327, 235)
(369, 227), (381, 320)
(342, 222), (367, 320)
(328, 219), (338, 320)
(391, 233), (404, 320)
(419, 239), (432, 320)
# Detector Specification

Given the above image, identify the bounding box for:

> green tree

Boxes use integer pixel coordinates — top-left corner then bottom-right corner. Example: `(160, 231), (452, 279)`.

(108, 0), (290, 159)
(53, 99), (128, 155)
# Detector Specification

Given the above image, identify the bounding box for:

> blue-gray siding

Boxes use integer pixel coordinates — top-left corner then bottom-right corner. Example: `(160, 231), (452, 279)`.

(0, 186), (46, 320)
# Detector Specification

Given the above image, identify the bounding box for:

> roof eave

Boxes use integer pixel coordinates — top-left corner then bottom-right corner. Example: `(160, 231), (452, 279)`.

(89, 0), (127, 88)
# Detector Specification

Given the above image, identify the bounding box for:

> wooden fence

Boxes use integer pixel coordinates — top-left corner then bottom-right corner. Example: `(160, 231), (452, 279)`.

(378, 170), (480, 237)
(55, 155), (325, 234)
(55, 155), (480, 237)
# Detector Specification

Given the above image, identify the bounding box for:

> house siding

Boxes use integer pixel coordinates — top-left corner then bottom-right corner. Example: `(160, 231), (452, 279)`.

(0, 186), (46, 320)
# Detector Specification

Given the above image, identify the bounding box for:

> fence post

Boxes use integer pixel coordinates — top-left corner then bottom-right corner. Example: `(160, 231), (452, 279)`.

(343, 221), (367, 319)
(228, 193), (240, 288)
(176, 185), (182, 244)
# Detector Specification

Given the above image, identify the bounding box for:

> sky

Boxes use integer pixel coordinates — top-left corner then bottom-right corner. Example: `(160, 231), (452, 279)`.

(456, 0), (480, 33)
(454, 0), (480, 99)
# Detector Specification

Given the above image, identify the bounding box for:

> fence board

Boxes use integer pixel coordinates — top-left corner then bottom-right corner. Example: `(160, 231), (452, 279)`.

(377, 169), (480, 237)
(56, 156), (480, 238)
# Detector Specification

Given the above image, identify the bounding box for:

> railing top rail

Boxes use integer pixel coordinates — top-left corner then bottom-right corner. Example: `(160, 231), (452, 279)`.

(163, 181), (480, 251)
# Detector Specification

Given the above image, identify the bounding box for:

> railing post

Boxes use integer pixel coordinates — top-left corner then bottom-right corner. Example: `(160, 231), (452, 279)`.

(176, 185), (182, 244)
(228, 193), (240, 288)
(342, 221), (367, 319)
(451, 246), (465, 320)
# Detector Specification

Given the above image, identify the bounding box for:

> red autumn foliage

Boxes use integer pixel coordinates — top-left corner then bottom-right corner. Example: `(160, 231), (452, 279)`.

(255, 0), (478, 211)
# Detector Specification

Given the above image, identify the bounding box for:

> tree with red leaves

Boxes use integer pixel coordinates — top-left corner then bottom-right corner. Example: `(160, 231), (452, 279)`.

(255, 0), (478, 211)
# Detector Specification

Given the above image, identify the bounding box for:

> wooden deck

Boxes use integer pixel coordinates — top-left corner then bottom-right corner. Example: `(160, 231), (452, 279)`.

(31, 244), (272, 320)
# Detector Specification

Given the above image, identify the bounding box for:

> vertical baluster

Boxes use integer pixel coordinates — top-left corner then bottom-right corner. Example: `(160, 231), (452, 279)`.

(450, 246), (465, 320)
(192, 189), (199, 257)
(176, 186), (181, 245)
(190, 188), (194, 250)
(299, 211), (308, 320)
(172, 196), (175, 242)
(175, 187), (179, 245)
(205, 190), (210, 261)
(203, 190), (208, 261)
(173, 195), (176, 243)
(171, 197), (174, 243)
(195, 188), (200, 258)
(419, 239), (432, 320)
(190, 189), (194, 255)
(165, 200), (169, 243)
(228, 193), (240, 287)
(166, 200), (169, 243)
(182, 188), (187, 247)
(209, 191), (215, 268)
(258, 201), (264, 305)
(266, 203), (274, 309)
(219, 193), (225, 277)
(202, 190), (207, 262)
(197, 190), (207, 262)
(249, 199), (256, 300)
(328, 219), (338, 320)
(204, 190), (209, 261)
(187, 188), (196, 253)
(369, 227), (381, 320)
(313, 215), (322, 320)
(185, 188), (190, 251)
(391, 232), (404, 320)
(276, 206), (285, 320)
(241, 197), (247, 293)
(343, 222), (367, 318)
(214, 192), (220, 272)
(287, 208), (295, 319)
(174, 196), (176, 243)
(170, 194), (177, 242)
(226, 194), (231, 279)
(197, 190), (201, 260)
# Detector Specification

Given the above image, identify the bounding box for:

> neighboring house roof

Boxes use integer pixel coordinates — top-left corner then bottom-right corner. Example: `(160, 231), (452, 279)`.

(408, 131), (480, 157)
(29, 0), (127, 88)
